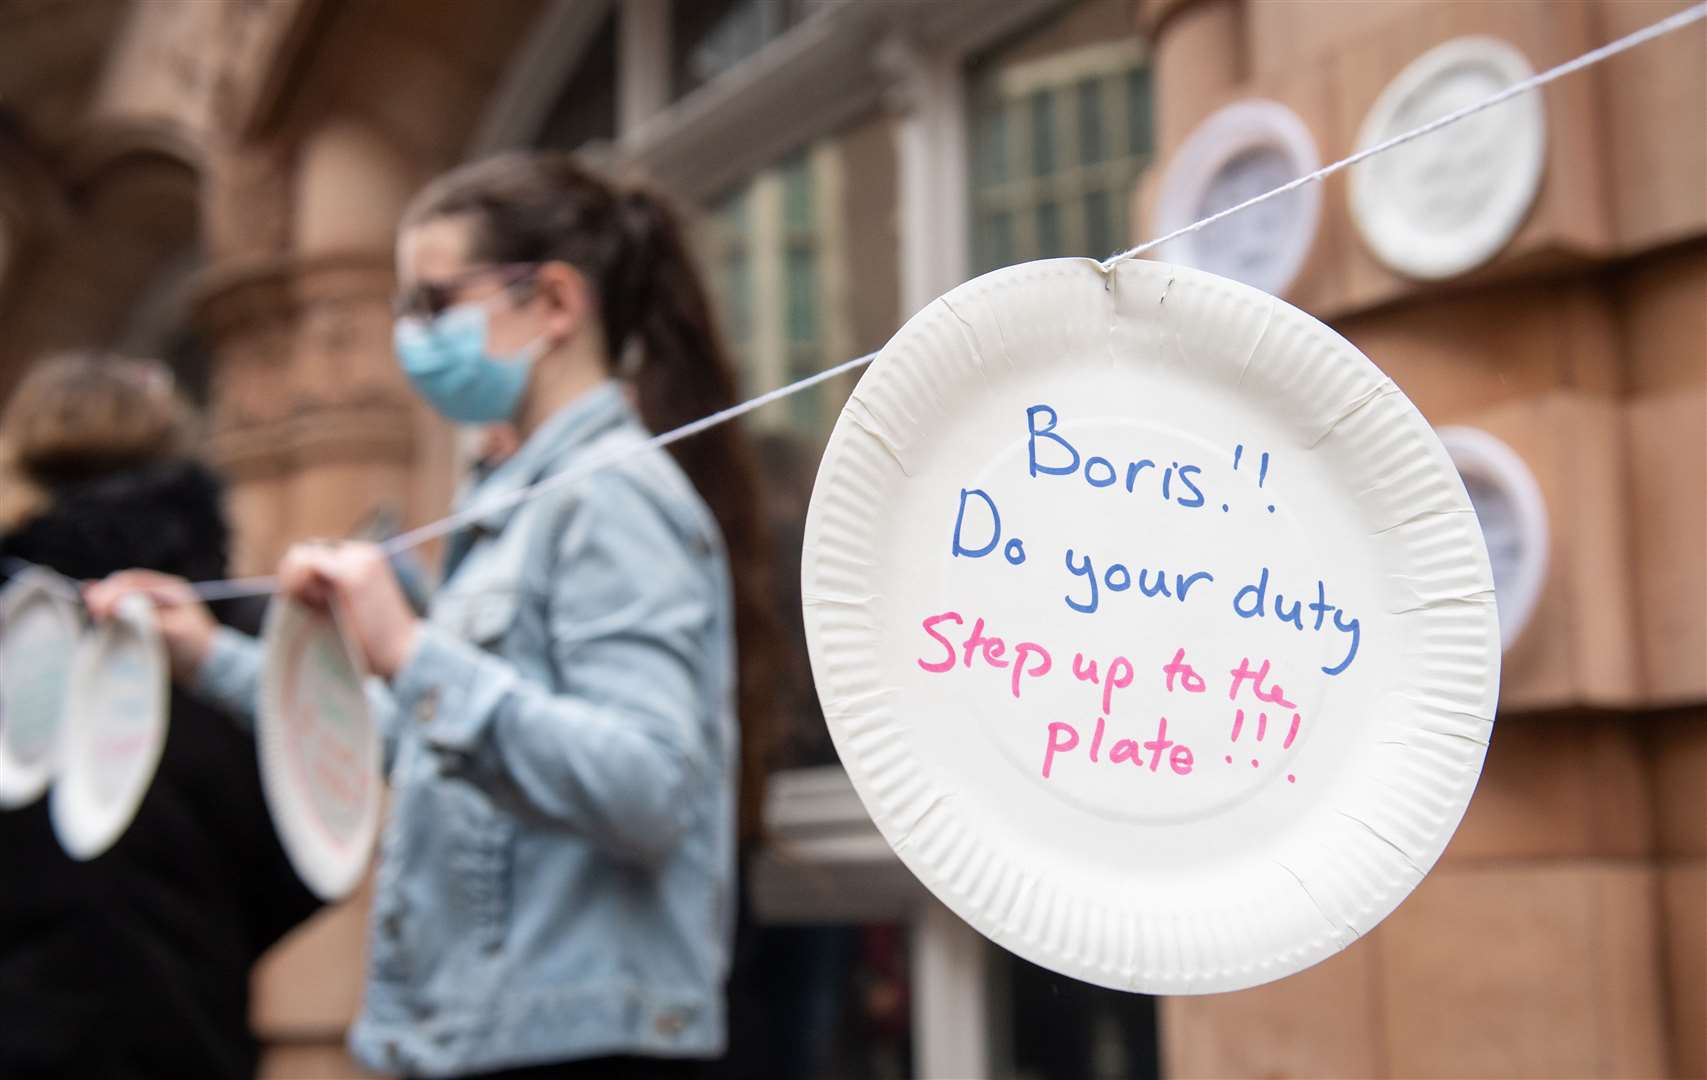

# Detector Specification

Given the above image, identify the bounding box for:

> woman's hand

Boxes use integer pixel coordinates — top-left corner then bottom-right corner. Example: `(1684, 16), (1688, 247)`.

(278, 541), (421, 680)
(84, 571), (217, 683)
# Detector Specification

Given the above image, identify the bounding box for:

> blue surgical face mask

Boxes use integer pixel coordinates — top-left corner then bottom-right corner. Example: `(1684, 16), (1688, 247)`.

(393, 300), (547, 424)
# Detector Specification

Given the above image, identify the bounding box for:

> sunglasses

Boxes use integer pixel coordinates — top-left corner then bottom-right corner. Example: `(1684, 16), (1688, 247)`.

(393, 263), (540, 321)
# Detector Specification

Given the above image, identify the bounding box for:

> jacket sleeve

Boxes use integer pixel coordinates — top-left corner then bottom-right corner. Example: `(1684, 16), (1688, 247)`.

(192, 623), (407, 774)
(192, 626), (263, 727)
(389, 473), (720, 867)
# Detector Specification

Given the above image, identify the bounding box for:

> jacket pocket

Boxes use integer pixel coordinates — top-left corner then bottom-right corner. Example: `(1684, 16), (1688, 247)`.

(444, 782), (515, 958)
(368, 811), (414, 983)
(462, 590), (519, 648)
(432, 585), (521, 652)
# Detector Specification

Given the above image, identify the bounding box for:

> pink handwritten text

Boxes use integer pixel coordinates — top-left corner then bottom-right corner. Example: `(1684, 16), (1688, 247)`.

(918, 612), (1052, 699)
(915, 612), (1308, 784)
(1043, 715), (1194, 778)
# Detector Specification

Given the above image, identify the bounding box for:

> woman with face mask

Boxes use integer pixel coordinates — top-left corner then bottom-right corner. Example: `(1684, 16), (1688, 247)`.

(90, 153), (776, 1080)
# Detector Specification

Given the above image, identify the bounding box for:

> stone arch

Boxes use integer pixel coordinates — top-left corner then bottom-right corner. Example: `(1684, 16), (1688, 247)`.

(0, 111), (73, 286)
(0, 131), (204, 402)
(63, 116), (208, 191)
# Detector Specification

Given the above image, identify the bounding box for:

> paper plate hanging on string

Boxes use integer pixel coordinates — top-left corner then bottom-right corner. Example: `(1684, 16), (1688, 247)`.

(50, 594), (169, 859)
(257, 598), (381, 901)
(1153, 99), (1323, 297)
(1437, 426), (1548, 651)
(0, 569), (81, 808)
(1350, 36), (1545, 280)
(801, 257), (1500, 993)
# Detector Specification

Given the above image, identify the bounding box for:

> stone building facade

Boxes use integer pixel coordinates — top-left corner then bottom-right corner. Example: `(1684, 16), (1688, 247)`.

(0, 1), (1700, 1077)
(1137, 2), (1704, 1077)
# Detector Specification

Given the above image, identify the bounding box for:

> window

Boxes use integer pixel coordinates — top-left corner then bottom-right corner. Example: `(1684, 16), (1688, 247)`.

(699, 129), (912, 1080)
(1002, 953), (1161, 1080)
(672, 0), (823, 99)
(780, 154), (820, 431)
(968, 39), (1153, 273)
(710, 188), (755, 384)
(703, 143), (852, 442)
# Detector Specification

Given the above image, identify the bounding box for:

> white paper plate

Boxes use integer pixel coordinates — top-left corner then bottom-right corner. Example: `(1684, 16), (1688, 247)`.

(258, 598), (381, 901)
(1154, 99), (1323, 298)
(802, 258), (1500, 993)
(51, 594), (169, 859)
(0, 570), (82, 808)
(1350, 37), (1545, 280)
(1437, 426), (1548, 651)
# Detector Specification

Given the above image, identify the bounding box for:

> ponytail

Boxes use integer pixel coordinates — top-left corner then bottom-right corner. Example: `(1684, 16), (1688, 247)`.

(402, 154), (782, 848)
(609, 186), (780, 850)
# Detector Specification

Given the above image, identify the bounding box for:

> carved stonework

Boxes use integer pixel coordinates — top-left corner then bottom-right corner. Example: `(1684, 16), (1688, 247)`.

(283, 400), (416, 470)
(194, 259), (294, 479)
(0, 125), (73, 253)
(192, 260), (285, 461)
(290, 252), (406, 415)
(91, 0), (223, 141)
(210, 324), (294, 432)
(193, 251), (414, 483)
(211, 0), (323, 137)
(204, 138), (293, 263)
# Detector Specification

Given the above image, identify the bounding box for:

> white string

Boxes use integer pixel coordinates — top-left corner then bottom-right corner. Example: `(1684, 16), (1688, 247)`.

(378, 350), (878, 556)
(9, 1), (1702, 606)
(0, 556), (87, 604)
(190, 574), (286, 602)
(175, 354), (880, 599)
(1101, 1), (1707, 271)
(172, 351), (878, 599)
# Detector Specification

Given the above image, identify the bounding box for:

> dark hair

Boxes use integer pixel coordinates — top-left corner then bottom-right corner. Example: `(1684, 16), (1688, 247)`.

(402, 152), (779, 846)
(0, 352), (197, 532)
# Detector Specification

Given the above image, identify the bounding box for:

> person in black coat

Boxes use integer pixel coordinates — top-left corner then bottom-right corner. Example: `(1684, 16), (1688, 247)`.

(0, 353), (321, 1079)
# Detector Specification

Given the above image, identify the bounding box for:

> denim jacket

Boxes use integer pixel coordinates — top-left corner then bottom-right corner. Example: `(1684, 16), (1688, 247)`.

(194, 383), (737, 1077)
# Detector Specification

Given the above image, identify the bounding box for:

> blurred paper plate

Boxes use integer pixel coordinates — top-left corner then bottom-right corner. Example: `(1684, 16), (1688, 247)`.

(258, 598), (381, 901)
(0, 569), (81, 808)
(51, 593), (169, 859)
(1350, 36), (1545, 280)
(1153, 98), (1323, 297)
(1436, 425), (1548, 652)
(801, 258), (1500, 993)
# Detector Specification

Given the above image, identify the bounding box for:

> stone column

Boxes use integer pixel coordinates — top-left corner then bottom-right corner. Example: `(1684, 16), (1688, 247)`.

(1131, 0), (1243, 241)
(200, 118), (453, 570)
(282, 251), (416, 542)
(286, 119), (444, 545)
(1141, 0), (1243, 159)
(194, 134), (298, 576)
(194, 261), (297, 576)
(213, 118), (446, 1072)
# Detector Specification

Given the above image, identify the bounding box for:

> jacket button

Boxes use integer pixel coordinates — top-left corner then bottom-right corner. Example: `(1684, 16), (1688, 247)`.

(414, 688), (439, 725)
(655, 1011), (686, 1037)
(382, 912), (402, 937)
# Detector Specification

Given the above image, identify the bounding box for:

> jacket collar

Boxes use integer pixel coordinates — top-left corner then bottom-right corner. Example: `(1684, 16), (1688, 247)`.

(455, 380), (635, 540)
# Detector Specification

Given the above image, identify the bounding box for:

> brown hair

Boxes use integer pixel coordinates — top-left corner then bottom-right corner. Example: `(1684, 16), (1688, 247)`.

(0, 352), (196, 532)
(402, 152), (779, 846)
